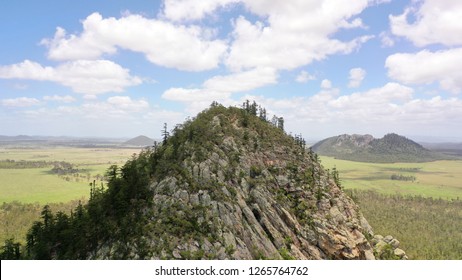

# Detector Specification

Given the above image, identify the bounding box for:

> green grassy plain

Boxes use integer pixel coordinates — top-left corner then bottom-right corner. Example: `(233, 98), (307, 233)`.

(321, 156), (462, 259)
(0, 147), (141, 204)
(0, 146), (142, 245)
(320, 156), (462, 200)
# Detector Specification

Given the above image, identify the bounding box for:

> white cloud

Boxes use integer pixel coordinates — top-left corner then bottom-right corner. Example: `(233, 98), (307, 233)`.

(390, 0), (462, 47)
(8, 99), (183, 138)
(162, 87), (231, 102)
(107, 96), (149, 112)
(162, 0), (239, 22)
(379, 31), (395, 47)
(321, 79), (332, 89)
(43, 95), (76, 103)
(35, 96), (151, 121)
(203, 67), (278, 92)
(162, 67), (278, 109)
(348, 67), (366, 88)
(41, 12), (227, 72)
(1, 97), (40, 107)
(331, 82), (414, 111)
(226, 12), (373, 71)
(0, 59), (141, 94)
(0, 60), (54, 80)
(386, 49), (462, 93)
(296, 71), (316, 83)
(225, 1), (377, 71)
(242, 82), (462, 138)
(161, 1), (377, 72)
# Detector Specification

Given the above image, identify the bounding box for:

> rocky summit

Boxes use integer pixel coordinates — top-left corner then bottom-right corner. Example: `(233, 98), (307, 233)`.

(312, 133), (446, 163)
(24, 103), (406, 260)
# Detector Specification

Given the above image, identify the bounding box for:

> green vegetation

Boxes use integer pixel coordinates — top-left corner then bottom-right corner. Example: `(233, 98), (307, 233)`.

(1, 102), (460, 260)
(313, 133), (450, 163)
(1, 102), (317, 259)
(390, 174), (416, 182)
(0, 147), (139, 249)
(348, 190), (462, 260)
(0, 147), (139, 204)
(0, 200), (81, 245)
(321, 156), (462, 199)
(323, 155), (462, 259)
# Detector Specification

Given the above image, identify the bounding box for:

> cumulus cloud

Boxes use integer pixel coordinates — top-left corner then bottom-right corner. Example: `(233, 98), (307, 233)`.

(321, 79), (333, 89)
(161, 1), (378, 71)
(43, 95), (76, 103)
(39, 96), (151, 121)
(226, 13), (373, 71)
(348, 68), (366, 88)
(162, 88), (231, 102)
(107, 96), (149, 112)
(1, 97), (41, 107)
(386, 49), (462, 93)
(244, 82), (462, 138)
(390, 0), (462, 47)
(9, 98), (182, 138)
(162, 0), (239, 22)
(379, 31), (395, 47)
(203, 67), (278, 92)
(162, 67), (277, 106)
(0, 59), (141, 94)
(41, 12), (227, 71)
(295, 71), (316, 83)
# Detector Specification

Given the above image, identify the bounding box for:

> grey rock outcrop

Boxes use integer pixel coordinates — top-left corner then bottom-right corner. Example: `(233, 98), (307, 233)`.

(91, 105), (382, 260)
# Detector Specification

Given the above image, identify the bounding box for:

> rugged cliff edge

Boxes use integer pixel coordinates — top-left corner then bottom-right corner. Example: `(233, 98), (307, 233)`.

(23, 104), (406, 260)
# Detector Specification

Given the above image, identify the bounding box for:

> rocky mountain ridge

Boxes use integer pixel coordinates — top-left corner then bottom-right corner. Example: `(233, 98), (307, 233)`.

(312, 133), (446, 163)
(22, 104), (406, 260)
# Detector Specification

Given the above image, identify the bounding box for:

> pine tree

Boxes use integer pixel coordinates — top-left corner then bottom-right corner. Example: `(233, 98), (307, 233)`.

(277, 117), (284, 131)
(162, 123), (169, 144)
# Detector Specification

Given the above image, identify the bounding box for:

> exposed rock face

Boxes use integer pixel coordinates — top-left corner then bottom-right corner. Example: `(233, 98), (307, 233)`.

(371, 235), (408, 260)
(312, 133), (446, 163)
(88, 105), (407, 260)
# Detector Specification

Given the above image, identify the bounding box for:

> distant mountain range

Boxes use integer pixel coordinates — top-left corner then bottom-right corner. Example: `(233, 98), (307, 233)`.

(311, 133), (450, 163)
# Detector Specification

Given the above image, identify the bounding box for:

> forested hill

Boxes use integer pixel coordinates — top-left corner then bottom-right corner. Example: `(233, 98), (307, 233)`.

(5, 102), (406, 260)
(312, 133), (448, 163)
(123, 135), (155, 146)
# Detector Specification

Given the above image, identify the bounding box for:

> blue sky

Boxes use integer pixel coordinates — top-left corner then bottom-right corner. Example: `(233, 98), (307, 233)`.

(1, 0), (462, 141)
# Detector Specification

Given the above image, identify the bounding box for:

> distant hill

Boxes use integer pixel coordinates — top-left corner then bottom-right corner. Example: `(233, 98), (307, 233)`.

(123, 135), (154, 146)
(312, 133), (448, 163)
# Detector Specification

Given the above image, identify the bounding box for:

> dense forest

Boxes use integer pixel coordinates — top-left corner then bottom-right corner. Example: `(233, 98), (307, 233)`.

(347, 190), (462, 259)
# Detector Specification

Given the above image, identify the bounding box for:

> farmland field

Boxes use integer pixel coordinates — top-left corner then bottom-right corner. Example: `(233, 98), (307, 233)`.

(0, 146), (142, 204)
(0, 145), (143, 244)
(320, 156), (462, 200)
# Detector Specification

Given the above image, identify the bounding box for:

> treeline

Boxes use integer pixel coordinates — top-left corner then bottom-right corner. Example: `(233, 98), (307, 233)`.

(0, 159), (84, 175)
(0, 159), (52, 169)
(347, 190), (462, 260)
(390, 174), (416, 182)
(0, 200), (82, 256)
(0, 101), (314, 259)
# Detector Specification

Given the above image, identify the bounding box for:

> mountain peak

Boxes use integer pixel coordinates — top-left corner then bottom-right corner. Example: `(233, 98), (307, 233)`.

(24, 103), (406, 260)
(312, 133), (444, 163)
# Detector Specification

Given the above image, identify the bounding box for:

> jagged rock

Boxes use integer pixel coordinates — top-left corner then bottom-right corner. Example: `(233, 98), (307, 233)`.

(390, 238), (400, 249)
(45, 104), (393, 260)
(372, 234), (408, 260)
(394, 248), (408, 260)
